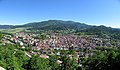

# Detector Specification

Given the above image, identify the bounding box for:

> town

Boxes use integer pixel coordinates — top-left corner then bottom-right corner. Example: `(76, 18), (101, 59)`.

(1, 31), (117, 60)
(0, 29), (120, 70)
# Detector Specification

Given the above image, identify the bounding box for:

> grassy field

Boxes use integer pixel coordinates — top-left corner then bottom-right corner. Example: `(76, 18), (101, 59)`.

(0, 28), (28, 34)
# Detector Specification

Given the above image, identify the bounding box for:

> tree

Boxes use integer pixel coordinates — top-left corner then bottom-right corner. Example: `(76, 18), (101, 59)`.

(4, 44), (23, 70)
(0, 32), (3, 43)
(14, 50), (29, 69)
(26, 55), (50, 70)
(49, 55), (59, 70)
(60, 54), (78, 70)
(40, 34), (46, 40)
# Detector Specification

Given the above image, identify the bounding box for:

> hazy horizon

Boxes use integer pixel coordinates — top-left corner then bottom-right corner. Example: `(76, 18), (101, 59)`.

(0, 0), (120, 28)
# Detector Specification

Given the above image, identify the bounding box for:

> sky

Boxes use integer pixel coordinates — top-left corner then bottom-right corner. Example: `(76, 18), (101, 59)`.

(0, 0), (120, 28)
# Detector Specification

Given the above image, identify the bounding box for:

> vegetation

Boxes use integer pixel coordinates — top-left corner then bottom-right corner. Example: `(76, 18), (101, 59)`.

(0, 20), (91, 30)
(78, 25), (120, 39)
(0, 43), (120, 70)
(83, 47), (120, 70)
(0, 44), (77, 70)
(0, 28), (28, 34)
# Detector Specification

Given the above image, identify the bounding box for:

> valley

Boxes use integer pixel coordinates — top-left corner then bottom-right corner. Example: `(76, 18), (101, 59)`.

(0, 20), (120, 70)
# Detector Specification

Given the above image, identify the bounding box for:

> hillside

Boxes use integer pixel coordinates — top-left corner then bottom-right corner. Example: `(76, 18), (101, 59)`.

(0, 25), (13, 29)
(0, 20), (120, 38)
(78, 25), (120, 39)
(18, 20), (92, 30)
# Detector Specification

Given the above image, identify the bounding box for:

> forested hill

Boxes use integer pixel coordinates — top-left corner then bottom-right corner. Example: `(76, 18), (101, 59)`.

(78, 25), (120, 39)
(16, 20), (92, 30)
(0, 25), (13, 29)
(0, 20), (120, 37)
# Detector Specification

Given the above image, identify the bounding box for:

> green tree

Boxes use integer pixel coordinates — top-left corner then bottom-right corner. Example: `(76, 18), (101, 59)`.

(60, 55), (77, 70)
(0, 32), (3, 43)
(26, 55), (50, 70)
(49, 55), (59, 70)
(14, 50), (29, 69)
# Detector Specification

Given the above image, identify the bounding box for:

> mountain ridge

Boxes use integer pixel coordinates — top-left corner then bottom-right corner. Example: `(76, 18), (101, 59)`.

(0, 20), (120, 40)
(0, 20), (92, 30)
(0, 20), (119, 32)
(22, 20), (92, 30)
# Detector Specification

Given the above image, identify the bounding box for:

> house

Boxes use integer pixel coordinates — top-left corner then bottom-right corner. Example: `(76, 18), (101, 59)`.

(40, 55), (49, 59)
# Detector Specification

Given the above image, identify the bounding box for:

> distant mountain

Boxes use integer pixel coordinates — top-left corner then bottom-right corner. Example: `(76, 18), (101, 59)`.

(0, 20), (120, 38)
(19, 20), (92, 30)
(0, 25), (13, 29)
(1, 20), (92, 30)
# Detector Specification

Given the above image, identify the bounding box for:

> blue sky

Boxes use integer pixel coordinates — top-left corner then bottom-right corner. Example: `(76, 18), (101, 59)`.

(0, 0), (120, 28)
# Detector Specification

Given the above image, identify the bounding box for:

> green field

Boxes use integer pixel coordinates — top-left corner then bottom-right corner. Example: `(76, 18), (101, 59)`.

(0, 28), (28, 34)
